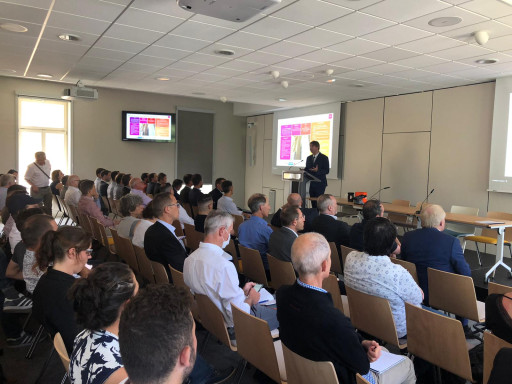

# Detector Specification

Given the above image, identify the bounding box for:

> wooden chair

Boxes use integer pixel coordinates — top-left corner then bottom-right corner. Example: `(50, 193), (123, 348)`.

(239, 245), (269, 286)
(445, 205), (479, 251)
(150, 261), (169, 284)
(66, 203), (79, 226)
(184, 223), (203, 252)
(267, 253), (295, 290)
(464, 211), (512, 266)
(184, 203), (194, 219)
(483, 331), (512, 384)
(231, 304), (287, 383)
(231, 214), (244, 237)
(390, 258), (419, 285)
(54, 333), (70, 374)
(328, 242), (343, 275)
(405, 302), (473, 382)
(56, 195), (71, 225)
(428, 268), (485, 323)
(114, 199), (122, 218)
(78, 213), (93, 237)
(195, 294), (236, 351)
(225, 238), (241, 274)
(322, 274), (346, 316)
(108, 197), (119, 218)
(191, 205), (198, 218)
(101, 196), (112, 215)
(488, 281), (512, 295)
(356, 374), (371, 384)
(345, 286), (405, 349)
(88, 215), (103, 243)
(133, 245), (155, 283)
(96, 221), (116, 254)
(340, 245), (356, 268)
(387, 199), (411, 233)
(172, 220), (184, 237)
(282, 343), (338, 384)
(111, 229), (139, 272)
(170, 266), (187, 290)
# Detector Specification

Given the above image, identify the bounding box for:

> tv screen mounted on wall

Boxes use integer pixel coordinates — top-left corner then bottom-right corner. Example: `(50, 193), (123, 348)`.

(122, 111), (176, 143)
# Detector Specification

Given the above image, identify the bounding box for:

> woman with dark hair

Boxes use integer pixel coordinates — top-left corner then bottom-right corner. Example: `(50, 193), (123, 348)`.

(69, 262), (138, 384)
(32, 226), (92, 354)
(50, 170), (64, 196)
(117, 194), (143, 239)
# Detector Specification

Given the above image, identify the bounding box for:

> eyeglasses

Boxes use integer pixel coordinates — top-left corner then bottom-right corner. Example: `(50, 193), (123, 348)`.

(168, 203), (180, 208)
(85, 249), (93, 256)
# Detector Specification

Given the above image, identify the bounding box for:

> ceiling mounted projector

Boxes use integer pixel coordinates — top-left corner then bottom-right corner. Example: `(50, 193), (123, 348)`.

(177, 0), (281, 22)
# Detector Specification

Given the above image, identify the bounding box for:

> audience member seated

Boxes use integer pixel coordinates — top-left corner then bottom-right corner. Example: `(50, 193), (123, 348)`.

(121, 174), (131, 197)
(140, 172), (148, 193)
(117, 194), (143, 240)
(270, 193), (318, 233)
(238, 193), (273, 271)
(349, 199), (384, 251)
(0, 173), (16, 211)
(180, 174), (193, 205)
(217, 180), (244, 216)
(488, 347), (512, 384)
(277, 232), (416, 384)
(184, 211), (278, 343)
(113, 173), (124, 200)
(132, 202), (156, 248)
(209, 177), (225, 209)
(345, 218), (423, 339)
(146, 172), (157, 195)
(107, 171), (119, 199)
(94, 168), (105, 194)
(486, 291), (512, 343)
(78, 180), (117, 228)
(268, 205), (304, 263)
(172, 179), (183, 202)
(153, 172), (170, 195)
(188, 174), (205, 207)
(64, 175), (81, 207)
(312, 194), (350, 246)
(69, 262), (138, 384)
(194, 196), (213, 233)
(50, 170), (63, 196)
(99, 169), (111, 198)
(32, 226), (92, 353)
(129, 177), (151, 206)
(144, 192), (188, 281)
(7, 169), (18, 182)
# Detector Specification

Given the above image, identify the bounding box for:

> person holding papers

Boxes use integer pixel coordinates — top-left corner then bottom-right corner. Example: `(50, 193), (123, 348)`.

(277, 232), (415, 384)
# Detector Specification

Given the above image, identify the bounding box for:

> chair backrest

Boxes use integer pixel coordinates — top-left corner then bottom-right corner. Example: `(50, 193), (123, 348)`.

(390, 258), (419, 285)
(195, 294), (235, 351)
(150, 261), (169, 284)
(184, 203), (194, 219)
(328, 242), (343, 275)
(133, 245), (155, 283)
(356, 374), (371, 384)
(225, 238), (240, 273)
(170, 265), (187, 289)
(184, 223), (203, 252)
(428, 268), (481, 322)
(405, 302), (473, 382)
(111, 229), (139, 272)
(96, 220), (112, 250)
(54, 333), (70, 374)
(114, 199), (122, 216)
(239, 245), (269, 286)
(108, 198), (118, 216)
(101, 196), (112, 213)
(481, 211), (512, 240)
(78, 213), (93, 236)
(88, 215), (103, 243)
(388, 199), (410, 225)
(267, 253), (295, 290)
(322, 274), (344, 315)
(446, 205), (479, 234)
(340, 245), (356, 268)
(282, 343), (339, 384)
(345, 286), (401, 348)
(67, 203), (79, 225)
(232, 214), (244, 237)
(191, 205), (198, 218)
(483, 331), (512, 384)
(231, 304), (284, 383)
(488, 281), (512, 296)
(172, 220), (184, 237)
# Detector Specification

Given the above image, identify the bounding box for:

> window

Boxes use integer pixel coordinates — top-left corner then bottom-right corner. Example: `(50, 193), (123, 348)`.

(17, 97), (71, 188)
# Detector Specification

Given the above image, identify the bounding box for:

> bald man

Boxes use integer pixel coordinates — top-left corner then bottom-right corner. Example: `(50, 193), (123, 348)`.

(270, 193), (318, 232)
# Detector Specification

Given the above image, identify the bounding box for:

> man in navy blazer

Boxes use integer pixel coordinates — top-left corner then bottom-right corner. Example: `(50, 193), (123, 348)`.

(305, 141), (329, 208)
(400, 204), (472, 327)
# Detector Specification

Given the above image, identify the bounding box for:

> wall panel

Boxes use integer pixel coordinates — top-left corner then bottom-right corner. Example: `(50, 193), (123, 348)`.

(384, 92), (432, 133)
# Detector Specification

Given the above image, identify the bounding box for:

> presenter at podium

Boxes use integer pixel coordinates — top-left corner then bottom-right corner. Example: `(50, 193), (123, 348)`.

(305, 140), (329, 208)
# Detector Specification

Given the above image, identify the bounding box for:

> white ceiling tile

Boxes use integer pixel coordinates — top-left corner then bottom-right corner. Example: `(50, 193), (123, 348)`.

(331, 55), (385, 69)
(485, 35), (512, 52)
(53, 0), (124, 22)
(297, 49), (352, 63)
(141, 46), (191, 60)
(105, 24), (164, 44)
(239, 51), (290, 65)
(363, 24), (433, 45)
(79, 56), (124, 70)
(115, 8), (185, 34)
(131, 0), (192, 18)
(459, 0), (512, 18)
(42, 25), (99, 46)
(216, 77), (258, 87)
(364, 62), (413, 74)
(335, 69), (381, 80)
(1, 0), (53, 8)
(391, 68), (440, 80)
(396, 34), (466, 54)
(287, 28), (352, 48)
(128, 54), (175, 67)
(198, 43), (253, 58)
(117, 62), (163, 73)
(261, 41), (316, 56)
(94, 36), (147, 54)
(422, 61), (476, 73)
(66, 68), (108, 81)
(363, 0), (451, 23)
(48, 12), (110, 35)
(217, 31), (278, 50)
(361, 47), (419, 62)
(243, 16), (311, 40)
(0, 32), (37, 49)
(154, 34), (211, 52)
(441, 20), (512, 44)
(498, 14), (512, 29)
(153, 67), (195, 77)
(321, 12), (395, 37)
(485, 61), (512, 72)
(271, 0), (352, 26)
(86, 47), (134, 61)
(327, 37), (388, 55)
(37, 38), (90, 56)
(102, 70), (150, 82)
(0, 17), (41, 37)
(171, 21), (235, 42)
(0, 2), (48, 24)
(220, 59), (266, 71)
(189, 73), (226, 82)
(404, 6), (488, 33)
(430, 44), (493, 60)
(234, 72), (273, 82)
(188, 13), (266, 29)
(321, 0), (383, 11)
(392, 54), (449, 68)
(274, 58), (322, 70)
(458, 52), (512, 65)
(168, 60), (212, 72)
(449, 66), (499, 80)
(304, 64), (352, 75)
(181, 52), (231, 66)
(201, 66), (244, 77)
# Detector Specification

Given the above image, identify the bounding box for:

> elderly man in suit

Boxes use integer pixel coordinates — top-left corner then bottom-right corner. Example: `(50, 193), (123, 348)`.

(305, 141), (329, 208)
(268, 205), (305, 262)
(312, 194), (350, 247)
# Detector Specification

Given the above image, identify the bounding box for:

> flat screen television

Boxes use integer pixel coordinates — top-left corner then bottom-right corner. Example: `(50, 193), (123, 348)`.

(122, 111), (176, 143)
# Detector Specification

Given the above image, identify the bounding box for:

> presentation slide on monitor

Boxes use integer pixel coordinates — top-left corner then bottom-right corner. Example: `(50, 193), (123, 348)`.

(125, 113), (172, 141)
(276, 113), (333, 167)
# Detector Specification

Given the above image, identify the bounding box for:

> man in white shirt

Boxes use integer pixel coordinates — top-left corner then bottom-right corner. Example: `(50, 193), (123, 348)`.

(64, 175), (81, 207)
(129, 177), (152, 207)
(24, 151), (52, 215)
(217, 180), (250, 218)
(184, 210), (278, 341)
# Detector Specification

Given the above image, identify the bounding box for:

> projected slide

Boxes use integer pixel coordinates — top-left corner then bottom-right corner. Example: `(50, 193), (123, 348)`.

(276, 113), (333, 167)
(125, 113), (172, 141)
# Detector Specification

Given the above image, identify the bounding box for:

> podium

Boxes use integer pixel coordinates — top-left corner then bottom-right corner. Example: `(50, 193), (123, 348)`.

(282, 170), (320, 207)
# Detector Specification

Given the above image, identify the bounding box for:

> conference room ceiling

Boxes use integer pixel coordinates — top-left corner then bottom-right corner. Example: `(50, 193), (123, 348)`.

(2, 0), (512, 108)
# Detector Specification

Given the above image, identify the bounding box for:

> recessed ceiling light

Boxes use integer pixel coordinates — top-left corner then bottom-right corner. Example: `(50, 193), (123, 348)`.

(0, 23), (28, 32)
(475, 58), (498, 64)
(215, 49), (235, 56)
(428, 17), (462, 27)
(155, 76), (170, 81)
(278, 98), (287, 102)
(326, 78), (336, 83)
(58, 33), (81, 42)
(0, 69), (16, 73)
(37, 74), (53, 78)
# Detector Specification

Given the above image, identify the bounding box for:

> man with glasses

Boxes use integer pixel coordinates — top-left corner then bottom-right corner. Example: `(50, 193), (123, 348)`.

(64, 175), (81, 207)
(269, 205), (305, 263)
(144, 193), (188, 282)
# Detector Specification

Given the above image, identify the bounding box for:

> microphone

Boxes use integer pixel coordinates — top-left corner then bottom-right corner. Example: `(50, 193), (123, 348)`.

(288, 159), (304, 170)
(368, 186), (390, 200)
(416, 188), (435, 214)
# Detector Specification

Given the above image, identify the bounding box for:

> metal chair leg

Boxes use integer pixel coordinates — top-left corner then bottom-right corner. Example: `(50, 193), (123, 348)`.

(475, 242), (482, 266)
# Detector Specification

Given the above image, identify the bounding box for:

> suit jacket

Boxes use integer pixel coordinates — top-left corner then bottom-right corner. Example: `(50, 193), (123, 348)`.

(268, 227), (298, 262)
(189, 188), (205, 206)
(99, 181), (109, 197)
(312, 214), (350, 246)
(270, 207), (318, 233)
(181, 186), (191, 204)
(209, 188), (223, 209)
(400, 227), (471, 305)
(305, 152), (329, 186)
(348, 220), (366, 251)
(144, 221), (188, 282)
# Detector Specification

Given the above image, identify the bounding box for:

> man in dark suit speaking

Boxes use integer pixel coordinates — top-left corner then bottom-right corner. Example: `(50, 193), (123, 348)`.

(305, 141), (329, 208)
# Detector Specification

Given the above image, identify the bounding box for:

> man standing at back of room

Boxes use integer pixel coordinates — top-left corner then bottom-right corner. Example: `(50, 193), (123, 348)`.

(24, 151), (52, 215)
(305, 141), (329, 209)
